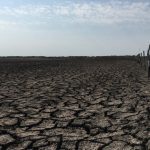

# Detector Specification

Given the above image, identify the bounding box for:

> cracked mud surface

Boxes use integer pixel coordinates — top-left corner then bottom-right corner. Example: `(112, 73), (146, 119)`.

(0, 57), (149, 150)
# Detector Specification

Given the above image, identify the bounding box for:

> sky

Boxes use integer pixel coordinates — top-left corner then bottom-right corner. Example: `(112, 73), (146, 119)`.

(0, 0), (150, 56)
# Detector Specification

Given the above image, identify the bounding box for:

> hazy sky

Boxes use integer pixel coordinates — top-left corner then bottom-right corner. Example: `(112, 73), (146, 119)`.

(0, 0), (150, 56)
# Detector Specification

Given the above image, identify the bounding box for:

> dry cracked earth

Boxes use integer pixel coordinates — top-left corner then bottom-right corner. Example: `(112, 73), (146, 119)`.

(0, 57), (149, 150)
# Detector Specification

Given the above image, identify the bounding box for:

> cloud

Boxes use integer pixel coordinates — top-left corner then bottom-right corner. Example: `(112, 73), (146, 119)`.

(0, 0), (150, 25)
(0, 20), (17, 29)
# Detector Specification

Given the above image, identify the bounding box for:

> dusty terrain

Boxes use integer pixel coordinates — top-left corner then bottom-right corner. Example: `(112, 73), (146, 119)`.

(0, 57), (149, 150)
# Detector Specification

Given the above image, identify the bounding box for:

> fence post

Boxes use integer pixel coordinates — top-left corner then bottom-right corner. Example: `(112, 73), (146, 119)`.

(147, 45), (150, 78)
(140, 52), (143, 67)
(137, 53), (140, 64)
(143, 51), (146, 70)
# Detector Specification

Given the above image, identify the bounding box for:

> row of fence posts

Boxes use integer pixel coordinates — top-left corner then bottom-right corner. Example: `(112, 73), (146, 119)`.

(136, 44), (150, 78)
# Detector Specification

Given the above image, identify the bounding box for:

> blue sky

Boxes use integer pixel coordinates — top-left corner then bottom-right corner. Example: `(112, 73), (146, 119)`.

(0, 0), (150, 56)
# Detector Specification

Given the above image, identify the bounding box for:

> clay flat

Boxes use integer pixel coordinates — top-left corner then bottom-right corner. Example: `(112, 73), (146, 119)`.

(0, 57), (149, 150)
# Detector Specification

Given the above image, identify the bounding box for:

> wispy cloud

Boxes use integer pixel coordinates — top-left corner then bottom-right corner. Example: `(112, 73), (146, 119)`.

(0, 0), (150, 25)
(0, 20), (17, 29)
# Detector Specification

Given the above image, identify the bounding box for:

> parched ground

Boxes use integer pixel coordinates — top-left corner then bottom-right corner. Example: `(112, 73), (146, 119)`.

(0, 57), (149, 150)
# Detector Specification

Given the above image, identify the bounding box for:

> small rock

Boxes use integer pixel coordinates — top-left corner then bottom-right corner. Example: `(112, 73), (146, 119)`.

(0, 117), (18, 126)
(20, 118), (41, 127)
(78, 141), (103, 150)
(103, 141), (132, 150)
(33, 139), (48, 147)
(0, 134), (15, 145)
